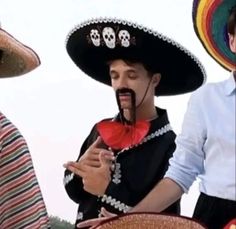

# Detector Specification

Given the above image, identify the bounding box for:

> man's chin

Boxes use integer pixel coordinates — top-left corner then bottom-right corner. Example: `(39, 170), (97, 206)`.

(120, 104), (132, 110)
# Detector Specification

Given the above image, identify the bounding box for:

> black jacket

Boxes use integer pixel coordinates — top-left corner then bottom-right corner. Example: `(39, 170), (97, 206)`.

(64, 108), (180, 226)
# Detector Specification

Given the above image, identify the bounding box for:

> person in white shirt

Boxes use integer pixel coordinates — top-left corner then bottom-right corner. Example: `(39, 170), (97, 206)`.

(77, 1), (236, 229)
(129, 1), (236, 229)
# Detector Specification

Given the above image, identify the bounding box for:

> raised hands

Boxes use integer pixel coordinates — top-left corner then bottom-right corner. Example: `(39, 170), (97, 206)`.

(79, 137), (109, 167)
(63, 137), (115, 196)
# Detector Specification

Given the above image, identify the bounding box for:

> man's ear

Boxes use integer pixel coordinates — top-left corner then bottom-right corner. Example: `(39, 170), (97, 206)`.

(152, 73), (161, 87)
(228, 33), (236, 53)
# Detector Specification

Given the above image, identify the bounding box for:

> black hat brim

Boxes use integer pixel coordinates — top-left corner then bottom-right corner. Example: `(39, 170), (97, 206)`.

(66, 18), (206, 96)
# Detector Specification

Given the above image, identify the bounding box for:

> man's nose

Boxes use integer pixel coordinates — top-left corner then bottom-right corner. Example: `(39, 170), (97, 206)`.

(117, 77), (128, 88)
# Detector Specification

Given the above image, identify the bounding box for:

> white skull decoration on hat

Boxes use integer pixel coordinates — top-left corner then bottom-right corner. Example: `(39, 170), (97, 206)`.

(90, 29), (101, 47)
(118, 30), (130, 47)
(88, 26), (135, 48)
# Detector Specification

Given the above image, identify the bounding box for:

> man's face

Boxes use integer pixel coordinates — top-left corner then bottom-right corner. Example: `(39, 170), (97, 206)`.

(109, 59), (158, 110)
(229, 29), (236, 71)
(228, 30), (236, 53)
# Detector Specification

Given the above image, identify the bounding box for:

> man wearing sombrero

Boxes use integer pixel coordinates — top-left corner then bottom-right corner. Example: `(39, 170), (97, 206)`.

(63, 16), (205, 227)
(0, 24), (50, 228)
(111, 1), (235, 229)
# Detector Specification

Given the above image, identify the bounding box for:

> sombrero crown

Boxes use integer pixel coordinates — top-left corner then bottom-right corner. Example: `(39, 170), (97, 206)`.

(0, 22), (40, 78)
(193, 0), (236, 71)
(66, 18), (206, 96)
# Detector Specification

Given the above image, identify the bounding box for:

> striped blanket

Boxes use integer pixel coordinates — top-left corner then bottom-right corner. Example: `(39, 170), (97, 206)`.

(0, 112), (50, 228)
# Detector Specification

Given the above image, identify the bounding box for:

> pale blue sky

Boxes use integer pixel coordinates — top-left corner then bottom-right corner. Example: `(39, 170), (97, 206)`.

(0, 0), (228, 223)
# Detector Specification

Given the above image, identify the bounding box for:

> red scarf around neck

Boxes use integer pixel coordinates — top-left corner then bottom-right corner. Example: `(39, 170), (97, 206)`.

(96, 120), (150, 150)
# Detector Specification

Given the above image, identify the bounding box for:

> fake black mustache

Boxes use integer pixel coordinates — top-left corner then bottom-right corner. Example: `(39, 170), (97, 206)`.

(115, 88), (136, 124)
(116, 88), (135, 97)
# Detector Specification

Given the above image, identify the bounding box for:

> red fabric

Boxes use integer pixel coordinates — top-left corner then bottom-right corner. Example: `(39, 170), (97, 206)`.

(223, 219), (236, 229)
(96, 120), (150, 150)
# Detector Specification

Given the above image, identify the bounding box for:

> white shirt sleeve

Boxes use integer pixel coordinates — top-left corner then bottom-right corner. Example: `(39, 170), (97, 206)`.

(165, 89), (206, 193)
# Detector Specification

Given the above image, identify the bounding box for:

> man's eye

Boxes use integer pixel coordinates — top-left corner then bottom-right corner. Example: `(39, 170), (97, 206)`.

(110, 74), (118, 80)
(128, 74), (137, 79)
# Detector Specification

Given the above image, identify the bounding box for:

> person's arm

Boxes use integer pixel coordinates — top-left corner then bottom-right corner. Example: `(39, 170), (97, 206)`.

(77, 178), (183, 228)
(77, 91), (207, 228)
(63, 125), (99, 203)
(130, 177), (183, 212)
(132, 90), (206, 213)
(64, 124), (114, 202)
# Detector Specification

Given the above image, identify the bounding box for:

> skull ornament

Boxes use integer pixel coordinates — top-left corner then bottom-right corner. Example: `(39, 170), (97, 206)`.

(90, 29), (100, 47)
(118, 30), (130, 47)
(102, 27), (116, 49)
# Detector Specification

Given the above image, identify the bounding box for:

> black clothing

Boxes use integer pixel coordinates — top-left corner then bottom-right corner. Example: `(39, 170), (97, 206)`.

(64, 108), (180, 226)
(193, 192), (236, 229)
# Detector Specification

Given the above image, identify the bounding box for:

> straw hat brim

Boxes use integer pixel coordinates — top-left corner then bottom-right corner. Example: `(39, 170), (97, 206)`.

(95, 212), (207, 229)
(0, 28), (40, 78)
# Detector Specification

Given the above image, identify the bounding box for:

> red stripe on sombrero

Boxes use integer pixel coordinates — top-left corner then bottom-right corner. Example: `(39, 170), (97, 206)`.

(197, 0), (217, 57)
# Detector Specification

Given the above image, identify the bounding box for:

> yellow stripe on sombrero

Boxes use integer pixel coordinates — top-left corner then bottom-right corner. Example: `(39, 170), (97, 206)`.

(197, 1), (227, 65)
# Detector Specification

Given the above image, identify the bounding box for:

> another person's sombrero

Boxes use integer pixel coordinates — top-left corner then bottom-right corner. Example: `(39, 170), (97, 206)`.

(0, 22), (40, 78)
(94, 212), (207, 229)
(66, 18), (206, 96)
(193, 0), (236, 71)
(223, 218), (236, 229)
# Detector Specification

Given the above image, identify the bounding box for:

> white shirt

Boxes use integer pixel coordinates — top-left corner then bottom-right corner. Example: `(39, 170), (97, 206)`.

(165, 73), (236, 201)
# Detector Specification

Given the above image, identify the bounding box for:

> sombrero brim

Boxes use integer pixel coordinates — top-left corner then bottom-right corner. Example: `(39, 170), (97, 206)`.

(94, 212), (207, 229)
(193, 0), (236, 71)
(66, 18), (206, 96)
(0, 28), (40, 78)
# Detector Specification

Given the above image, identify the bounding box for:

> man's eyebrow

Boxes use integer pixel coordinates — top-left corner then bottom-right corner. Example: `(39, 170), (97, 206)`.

(109, 68), (137, 73)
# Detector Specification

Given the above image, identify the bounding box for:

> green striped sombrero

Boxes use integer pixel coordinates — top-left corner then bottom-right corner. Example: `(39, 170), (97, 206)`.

(193, 0), (236, 71)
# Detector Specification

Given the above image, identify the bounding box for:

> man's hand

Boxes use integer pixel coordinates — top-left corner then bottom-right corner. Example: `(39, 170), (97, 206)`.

(64, 136), (114, 173)
(79, 137), (109, 167)
(77, 151), (112, 196)
(77, 208), (117, 228)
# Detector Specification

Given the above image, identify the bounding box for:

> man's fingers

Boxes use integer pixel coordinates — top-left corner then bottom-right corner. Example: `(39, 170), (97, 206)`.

(84, 160), (101, 167)
(64, 159), (100, 168)
(86, 149), (101, 160)
(99, 151), (114, 168)
(102, 151), (115, 161)
(63, 161), (77, 168)
(77, 218), (107, 228)
(63, 164), (78, 175)
(76, 167), (88, 177)
(90, 136), (103, 149)
(63, 162), (78, 172)
(63, 162), (89, 177)
(101, 207), (117, 217)
(99, 151), (110, 167)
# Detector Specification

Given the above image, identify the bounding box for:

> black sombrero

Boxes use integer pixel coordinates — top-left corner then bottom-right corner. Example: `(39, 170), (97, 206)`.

(66, 18), (206, 96)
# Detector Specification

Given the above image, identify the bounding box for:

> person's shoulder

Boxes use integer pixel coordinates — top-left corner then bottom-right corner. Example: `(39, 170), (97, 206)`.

(191, 79), (226, 99)
(90, 117), (114, 131)
(99, 117), (114, 122)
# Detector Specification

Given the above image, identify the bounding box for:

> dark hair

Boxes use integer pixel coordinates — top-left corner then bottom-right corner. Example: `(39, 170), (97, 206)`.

(107, 58), (156, 78)
(227, 5), (236, 35)
(0, 50), (3, 63)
